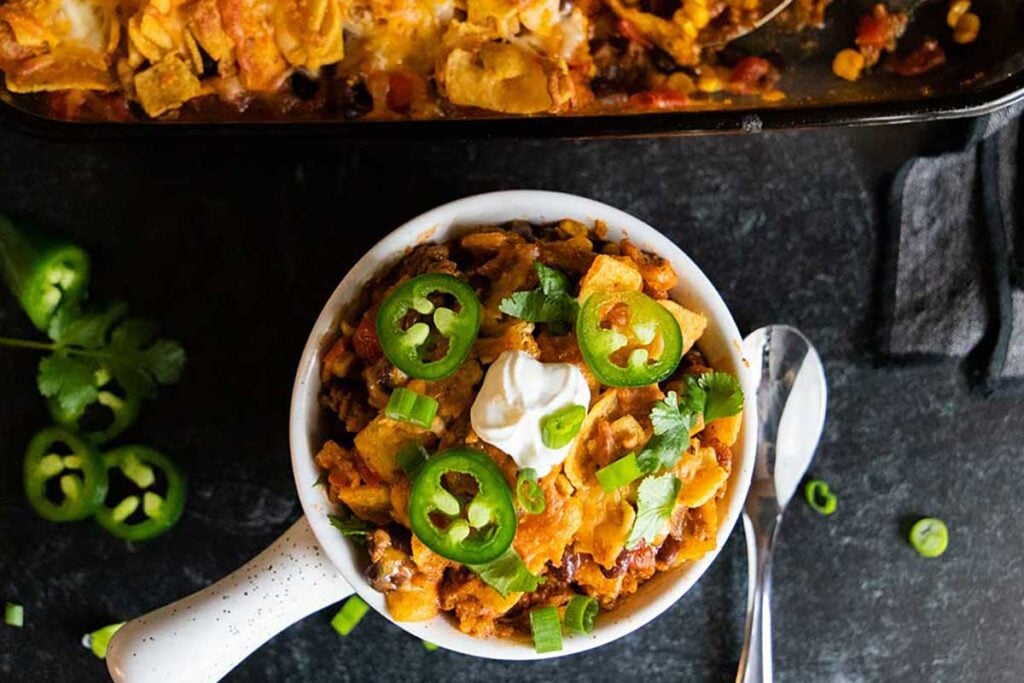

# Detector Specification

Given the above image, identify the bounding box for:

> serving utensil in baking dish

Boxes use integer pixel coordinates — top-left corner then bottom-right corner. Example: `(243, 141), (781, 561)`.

(104, 191), (758, 682)
(735, 325), (827, 683)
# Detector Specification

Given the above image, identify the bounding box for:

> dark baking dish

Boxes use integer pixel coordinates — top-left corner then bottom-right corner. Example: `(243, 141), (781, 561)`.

(1, 0), (1022, 139)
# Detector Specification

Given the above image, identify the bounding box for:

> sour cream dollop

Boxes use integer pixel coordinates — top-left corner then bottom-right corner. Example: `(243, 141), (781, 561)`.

(470, 350), (591, 477)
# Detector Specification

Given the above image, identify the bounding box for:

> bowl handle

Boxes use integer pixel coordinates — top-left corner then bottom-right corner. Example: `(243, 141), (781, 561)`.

(106, 516), (353, 683)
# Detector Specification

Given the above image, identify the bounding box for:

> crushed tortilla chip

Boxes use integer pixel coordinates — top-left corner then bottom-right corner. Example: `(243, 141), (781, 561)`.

(133, 54), (202, 116)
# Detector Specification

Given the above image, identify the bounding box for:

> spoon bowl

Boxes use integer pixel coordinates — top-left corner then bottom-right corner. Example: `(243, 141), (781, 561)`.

(697, 0), (795, 47)
(735, 325), (828, 683)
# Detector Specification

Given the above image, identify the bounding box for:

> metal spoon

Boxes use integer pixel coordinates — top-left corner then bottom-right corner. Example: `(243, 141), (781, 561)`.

(735, 325), (828, 683)
(698, 0), (795, 47)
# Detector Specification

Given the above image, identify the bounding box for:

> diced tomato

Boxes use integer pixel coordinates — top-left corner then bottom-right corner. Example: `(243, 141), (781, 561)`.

(856, 4), (907, 51)
(856, 14), (888, 48)
(353, 309), (383, 363)
(890, 39), (946, 77)
(321, 338), (349, 382)
(628, 89), (689, 109)
(728, 56), (773, 92)
(386, 71), (416, 113)
(617, 19), (652, 48)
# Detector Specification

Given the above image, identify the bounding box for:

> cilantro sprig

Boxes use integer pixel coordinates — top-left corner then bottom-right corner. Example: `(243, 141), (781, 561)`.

(498, 263), (579, 334)
(37, 303), (185, 415)
(329, 506), (374, 543)
(468, 547), (544, 597)
(626, 474), (681, 548)
(624, 372), (743, 546)
(1, 301), (186, 417)
(636, 372), (744, 474)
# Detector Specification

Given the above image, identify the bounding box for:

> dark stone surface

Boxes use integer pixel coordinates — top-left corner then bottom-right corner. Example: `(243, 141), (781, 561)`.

(1, 121), (1021, 683)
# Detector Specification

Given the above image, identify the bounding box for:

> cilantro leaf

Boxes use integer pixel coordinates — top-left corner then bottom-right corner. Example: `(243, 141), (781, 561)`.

(468, 547), (544, 597)
(104, 317), (187, 398)
(637, 389), (700, 473)
(329, 508), (374, 543)
(47, 302), (129, 347)
(498, 263), (579, 334)
(677, 377), (708, 417)
(636, 429), (689, 474)
(626, 474), (681, 549)
(649, 391), (689, 435)
(700, 372), (744, 422)
(536, 262), (569, 297)
(37, 354), (100, 416)
(499, 290), (545, 321)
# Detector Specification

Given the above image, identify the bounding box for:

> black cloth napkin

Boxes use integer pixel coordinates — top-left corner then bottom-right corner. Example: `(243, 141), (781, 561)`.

(884, 101), (1023, 392)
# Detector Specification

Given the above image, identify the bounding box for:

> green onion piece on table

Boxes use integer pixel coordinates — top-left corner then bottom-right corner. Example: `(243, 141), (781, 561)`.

(94, 445), (185, 541)
(82, 622), (125, 658)
(596, 453), (643, 492)
(540, 404), (586, 449)
(376, 273), (481, 380)
(331, 596), (369, 636)
(529, 606), (563, 654)
(803, 479), (837, 516)
(23, 426), (108, 522)
(385, 388), (438, 429)
(0, 215), (90, 331)
(909, 517), (949, 558)
(515, 468), (546, 515)
(422, 641), (439, 652)
(5, 602), (23, 628)
(563, 595), (598, 634)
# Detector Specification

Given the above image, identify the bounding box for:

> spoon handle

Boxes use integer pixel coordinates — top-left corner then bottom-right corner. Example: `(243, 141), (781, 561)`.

(736, 510), (780, 683)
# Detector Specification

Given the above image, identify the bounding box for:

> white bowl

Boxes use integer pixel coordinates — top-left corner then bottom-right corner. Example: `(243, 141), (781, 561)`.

(108, 191), (756, 681)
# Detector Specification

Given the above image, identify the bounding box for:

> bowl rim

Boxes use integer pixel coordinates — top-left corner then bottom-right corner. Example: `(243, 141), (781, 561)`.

(288, 190), (756, 660)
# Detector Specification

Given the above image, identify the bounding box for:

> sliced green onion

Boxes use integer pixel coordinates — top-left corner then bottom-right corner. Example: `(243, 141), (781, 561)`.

(529, 606), (563, 653)
(596, 453), (643, 492)
(909, 517), (949, 558)
(82, 622), (124, 659)
(385, 388), (438, 429)
(803, 479), (837, 516)
(540, 404), (587, 449)
(397, 443), (429, 478)
(313, 471), (328, 488)
(516, 468), (546, 515)
(563, 595), (598, 634)
(423, 641), (439, 651)
(4, 602), (23, 628)
(331, 595), (370, 636)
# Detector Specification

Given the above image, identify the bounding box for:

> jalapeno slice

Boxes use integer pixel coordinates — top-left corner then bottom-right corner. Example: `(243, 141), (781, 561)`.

(95, 445), (185, 541)
(577, 291), (683, 387)
(23, 426), (108, 522)
(407, 448), (517, 564)
(376, 274), (481, 380)
(48, 367), (142, 444)
(0, 215), (90, 331)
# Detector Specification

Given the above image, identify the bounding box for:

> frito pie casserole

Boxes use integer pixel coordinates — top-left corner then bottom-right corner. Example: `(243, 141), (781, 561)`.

(314, 221), (744, 651)
(0, 0), (979, 121)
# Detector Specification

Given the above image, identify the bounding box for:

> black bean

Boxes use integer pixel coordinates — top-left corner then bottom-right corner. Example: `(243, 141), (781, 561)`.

(290, 71), (320, 100)
(337, 78), (373, 119)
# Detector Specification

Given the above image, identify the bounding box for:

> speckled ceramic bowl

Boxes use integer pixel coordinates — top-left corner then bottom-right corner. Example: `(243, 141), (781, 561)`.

(107, 191), (757, 682)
